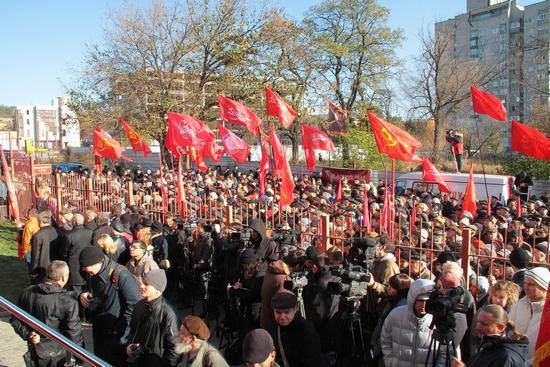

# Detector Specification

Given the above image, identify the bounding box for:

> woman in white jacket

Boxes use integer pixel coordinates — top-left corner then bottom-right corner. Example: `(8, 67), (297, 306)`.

(381, 278), (436, 367)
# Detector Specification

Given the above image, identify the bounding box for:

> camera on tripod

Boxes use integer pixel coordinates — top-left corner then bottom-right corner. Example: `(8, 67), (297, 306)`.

(283, 269), (309, 291)
(272, 225), (299, 246)
(425, 286), (466, 336)
(327, 265), (371, 299)
(345, 237), (378, 268)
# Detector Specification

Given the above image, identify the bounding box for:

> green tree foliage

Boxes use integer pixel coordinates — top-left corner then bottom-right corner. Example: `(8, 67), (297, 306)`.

(499, 156), (550, 180)
(0, 106), (15, 119)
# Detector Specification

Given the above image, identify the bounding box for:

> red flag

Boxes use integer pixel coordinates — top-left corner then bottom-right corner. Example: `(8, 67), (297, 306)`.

(269, 128), (285, 177)
(511, 120), (550, 160)
(265, 86), (297, 129)
(93, 128), (125, 161)
(259, 140), (270, 195)
(461, 163), (477, 218)
(336, 179), (342, 202)
(268, 128), (295, 208)
(218, 94), (262, 135)
(534, 287), (550, 367)
(363, 188), (371, 232)
(422, 157), (450, 193)
(190, 146), (207, 172)
(120, 117), (151, 159)
(217, 124), (250, 163)
(470, 86), (507, 121)
(165, 113), (200, 156)
(279, 157), (295, 209)
(368, 112), (422, 162)
(301, 124), (335, 171)
(203, 140), (223, 162)
(516, 194), (521, 219)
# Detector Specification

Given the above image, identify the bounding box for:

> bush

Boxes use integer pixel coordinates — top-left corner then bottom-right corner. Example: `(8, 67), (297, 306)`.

(498, 156), (550, 180)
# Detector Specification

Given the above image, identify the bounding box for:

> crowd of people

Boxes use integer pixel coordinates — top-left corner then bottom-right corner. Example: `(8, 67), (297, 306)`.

(9, 164), (550, 367)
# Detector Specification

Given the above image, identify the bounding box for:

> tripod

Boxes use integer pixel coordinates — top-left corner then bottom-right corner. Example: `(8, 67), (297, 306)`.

(334, 298), (367, 367)
(295, 287), (306, 319)
(425, 328), (457, 367)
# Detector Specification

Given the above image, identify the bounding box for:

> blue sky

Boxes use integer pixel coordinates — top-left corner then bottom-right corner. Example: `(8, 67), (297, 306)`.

(0, 0), (539, 106)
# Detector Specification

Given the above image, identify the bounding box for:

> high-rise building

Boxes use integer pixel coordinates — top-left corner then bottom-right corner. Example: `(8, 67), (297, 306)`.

(435, 0), (549, 150)
(14, 97), (81, 149)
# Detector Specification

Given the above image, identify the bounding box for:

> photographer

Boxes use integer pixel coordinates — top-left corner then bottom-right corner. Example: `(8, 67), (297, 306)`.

(126, 269), (179, 367)
(302, 247), (341, 341)
(260, 259), (291, 329)
(446, 129), (464, 173)
(367, 236), (399, 297)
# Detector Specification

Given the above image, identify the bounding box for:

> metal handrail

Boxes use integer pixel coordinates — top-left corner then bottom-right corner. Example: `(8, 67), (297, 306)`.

(0, 296), (111, 367)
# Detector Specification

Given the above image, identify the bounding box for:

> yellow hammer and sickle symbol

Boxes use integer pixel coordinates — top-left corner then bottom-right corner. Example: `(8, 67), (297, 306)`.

(96, 138), (105, 152)
(380, 127), (398, 147)
(128, 129), (140, 143)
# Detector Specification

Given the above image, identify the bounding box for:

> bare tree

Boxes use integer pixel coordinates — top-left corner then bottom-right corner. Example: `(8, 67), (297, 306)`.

(406, 27), (501, 162)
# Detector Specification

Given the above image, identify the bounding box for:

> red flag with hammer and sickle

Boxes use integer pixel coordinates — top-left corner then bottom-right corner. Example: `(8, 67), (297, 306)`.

(93, 128), (125, 161)
(120, 117), (151, 159)
(368, 112), (422, 162)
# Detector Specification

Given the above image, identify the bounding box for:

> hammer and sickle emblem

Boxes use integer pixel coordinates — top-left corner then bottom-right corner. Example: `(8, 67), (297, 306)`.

(127, 129), (140, 143)
(380, 127), (398, 147)
(96, 138), (105, 152)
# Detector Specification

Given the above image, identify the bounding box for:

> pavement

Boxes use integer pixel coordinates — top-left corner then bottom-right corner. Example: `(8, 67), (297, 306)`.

(0, 311), (27, 367)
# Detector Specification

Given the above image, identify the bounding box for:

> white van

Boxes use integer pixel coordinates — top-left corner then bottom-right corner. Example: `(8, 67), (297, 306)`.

(395, 172), (513, 203)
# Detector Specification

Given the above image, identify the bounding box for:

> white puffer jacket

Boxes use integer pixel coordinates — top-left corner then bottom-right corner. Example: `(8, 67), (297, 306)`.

(381, 279), (436, 367)
(508, 295), (544, 358)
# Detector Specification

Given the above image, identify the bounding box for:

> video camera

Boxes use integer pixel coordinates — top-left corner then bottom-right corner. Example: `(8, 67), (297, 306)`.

(272, 226), (299, 246)
(425, 286), (467, 337)
(327, 265), (371, 299)
(283, 269), (309, 291)
(345, 237), (378, 268)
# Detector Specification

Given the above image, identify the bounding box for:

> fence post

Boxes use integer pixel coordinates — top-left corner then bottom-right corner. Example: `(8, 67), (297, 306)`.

(127, 181), (134, 205)
(54, 173), (62, 216)
(461, 227), (472, 290)
(225, 205), (233, 226)
(85, 176), (93, 208)
(319, 214), (330, 252)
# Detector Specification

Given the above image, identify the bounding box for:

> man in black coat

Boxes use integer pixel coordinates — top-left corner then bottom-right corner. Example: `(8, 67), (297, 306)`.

(126, 269), (179, 367)
(79, 246), (140, 365)
(151, 221), (169, 268)
(11, 260), (83, 367)
(61, 212), (93, 295)
(30, 210), (60, 284)
(268, 290), (328, 367)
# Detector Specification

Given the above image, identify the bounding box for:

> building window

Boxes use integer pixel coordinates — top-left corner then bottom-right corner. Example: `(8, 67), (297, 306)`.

(527, 17), (533, 24)
(480, 39), (487, 46)
(470, 49), (478, 58)
(469, 39), (478, 47)
(26, 119), (29, 125)
(470, 30), (479, 38)
(510, 21), (521, 30)
(499, 89), (507, 96)
(500, 24), (507, 33)
(492, 81), (499, 88)
(537, 14), (546, 21)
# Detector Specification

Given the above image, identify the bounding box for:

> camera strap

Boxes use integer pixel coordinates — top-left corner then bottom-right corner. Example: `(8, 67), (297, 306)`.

(277, 326), (290, 367)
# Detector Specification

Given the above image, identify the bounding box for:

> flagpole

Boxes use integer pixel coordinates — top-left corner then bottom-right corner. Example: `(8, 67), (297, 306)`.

(474, 118), (491, 204)
(391, 159), (395, 241)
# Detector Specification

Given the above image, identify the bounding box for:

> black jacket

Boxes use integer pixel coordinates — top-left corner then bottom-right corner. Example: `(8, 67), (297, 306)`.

(127, 296), (179, 367)
(84, 219), (98, 232)
(467, 335), (529, 367)
(268, 314), (328, 367)
(151, 234), (169, 265)
(192, 232), (213, 270)
(62, 225), (93, 286)
(250, 219), (280, 262)
(10, 282), (83, 360)
(86, 256), (140, 342)
(512, 269), (526, 298)
(303, 268), (341, 334)
(30, 225), (60, 282)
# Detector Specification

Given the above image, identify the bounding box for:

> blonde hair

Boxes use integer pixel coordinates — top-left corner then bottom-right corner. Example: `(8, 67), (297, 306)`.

(138, 227), (152, 247)
(480, 304), (523, 340)
(488, 280), (521, 310)
(97, 234), (117, 255)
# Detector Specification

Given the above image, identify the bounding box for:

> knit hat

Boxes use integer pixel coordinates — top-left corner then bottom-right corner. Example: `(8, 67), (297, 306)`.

(79, 246), (105, 267)
(242, 329), (274, 364)
(525, 267), (550, 291)
(436, 251), (456, 264)
(509, 248), (531, 269)
(181, 316), (210, 340)
(143, 269), (167, 293)
(151, 221), (164, 233)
